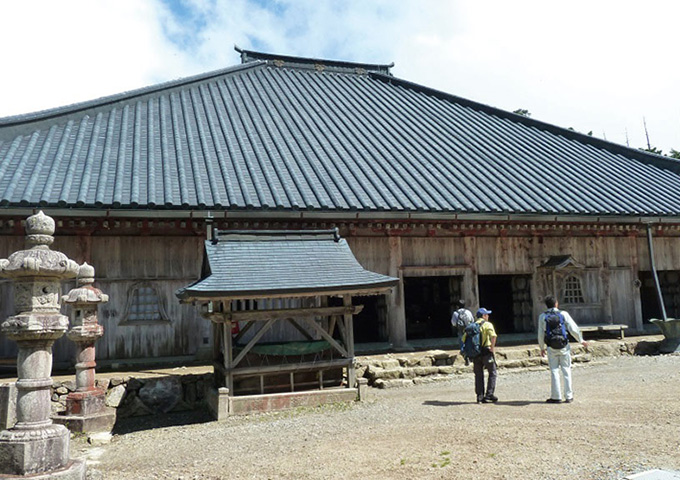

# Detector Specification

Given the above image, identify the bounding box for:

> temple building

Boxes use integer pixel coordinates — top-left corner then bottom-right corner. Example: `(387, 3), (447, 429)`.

(1, 47), (680, 364)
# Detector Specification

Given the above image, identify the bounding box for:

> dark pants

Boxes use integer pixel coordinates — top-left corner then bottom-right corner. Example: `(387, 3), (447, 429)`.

(473, 352), (497, 399)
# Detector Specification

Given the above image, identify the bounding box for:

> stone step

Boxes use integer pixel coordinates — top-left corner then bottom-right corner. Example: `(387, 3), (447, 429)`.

(356, 337), (664, 389)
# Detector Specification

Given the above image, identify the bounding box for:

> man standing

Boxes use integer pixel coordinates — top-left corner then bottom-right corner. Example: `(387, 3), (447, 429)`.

(462, 307), (498, 404)
(451, 299), (474, 343)
(538, 295), (588, 404)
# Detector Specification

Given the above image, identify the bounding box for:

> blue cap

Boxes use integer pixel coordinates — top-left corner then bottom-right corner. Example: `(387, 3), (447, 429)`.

(476, 307), (492, 317)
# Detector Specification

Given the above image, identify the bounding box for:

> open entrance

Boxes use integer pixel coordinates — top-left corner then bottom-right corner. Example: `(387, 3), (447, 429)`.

(352, 295), (387, 343)
(478, 274), (532, 334)
(639, 271), (680, 322)
(404, 276), (462, 339)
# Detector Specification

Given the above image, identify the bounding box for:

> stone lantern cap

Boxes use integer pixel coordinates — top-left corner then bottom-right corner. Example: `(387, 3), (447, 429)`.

(0, 211), (79, 280)
(62, 263), (109, 305)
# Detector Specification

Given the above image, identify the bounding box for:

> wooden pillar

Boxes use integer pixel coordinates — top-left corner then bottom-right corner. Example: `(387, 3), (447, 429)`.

(463, 237), (479, 309)
(343, 294), (356, 388)
(223, 302), (233, 394)
(601, 267), (613, 324)
(387, 236), (409, 350)
(630, 234), (644, 331)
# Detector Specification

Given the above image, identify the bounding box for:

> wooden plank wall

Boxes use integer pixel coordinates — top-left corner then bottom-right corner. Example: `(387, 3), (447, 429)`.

(1, 229), (679, 363)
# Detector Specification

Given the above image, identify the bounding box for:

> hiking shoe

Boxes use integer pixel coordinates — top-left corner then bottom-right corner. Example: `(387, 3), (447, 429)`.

(482, 395), (498, 403)
(545, 398), (562, 404)
(564, 398), (573, 403)
(476, 396), (484, 404)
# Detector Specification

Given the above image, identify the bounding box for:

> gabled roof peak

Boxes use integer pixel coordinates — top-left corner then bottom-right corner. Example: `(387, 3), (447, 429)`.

(235, 45), (394, 75)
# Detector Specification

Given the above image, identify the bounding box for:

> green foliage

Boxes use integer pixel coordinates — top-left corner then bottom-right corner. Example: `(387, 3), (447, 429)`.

(641, 146), (664, 155)
(513, 109), (531, 117)
(669, 149), (680, 159)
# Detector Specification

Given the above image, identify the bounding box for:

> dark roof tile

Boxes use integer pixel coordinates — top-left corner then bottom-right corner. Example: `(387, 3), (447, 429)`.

(2, 51), (680, 216)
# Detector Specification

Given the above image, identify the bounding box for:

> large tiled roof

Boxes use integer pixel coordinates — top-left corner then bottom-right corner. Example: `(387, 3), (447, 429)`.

(2, 48), (680, 217)
(175, 229), (398, 299)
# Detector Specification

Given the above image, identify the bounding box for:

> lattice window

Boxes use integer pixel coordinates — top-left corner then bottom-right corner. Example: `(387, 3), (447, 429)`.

(562, 275), (585, 304)
(121, 283), (169, 325)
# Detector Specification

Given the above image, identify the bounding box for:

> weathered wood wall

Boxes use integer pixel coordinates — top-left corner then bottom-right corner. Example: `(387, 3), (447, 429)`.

(1, 224), (679, 364)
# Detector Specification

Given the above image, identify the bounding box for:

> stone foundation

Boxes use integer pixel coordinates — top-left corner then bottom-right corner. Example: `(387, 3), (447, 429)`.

(0, 337), (666, 427)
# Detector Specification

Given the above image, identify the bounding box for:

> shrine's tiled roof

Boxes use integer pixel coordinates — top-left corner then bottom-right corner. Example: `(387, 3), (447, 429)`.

(175, 229), (398, 299)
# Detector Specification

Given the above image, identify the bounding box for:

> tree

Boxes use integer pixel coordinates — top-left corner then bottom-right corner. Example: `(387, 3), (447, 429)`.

(670, 149), (680, 159)
(513, 109), (531, 117)
(641, 146), (664, 155)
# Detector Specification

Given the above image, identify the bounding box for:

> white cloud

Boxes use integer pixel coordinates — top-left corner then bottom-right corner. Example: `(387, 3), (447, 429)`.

(1, 0), (678, 152)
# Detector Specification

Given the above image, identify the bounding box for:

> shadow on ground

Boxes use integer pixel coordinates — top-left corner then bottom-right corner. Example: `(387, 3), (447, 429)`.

(112, 409), (214, 435)
(423, 400), (544, 407)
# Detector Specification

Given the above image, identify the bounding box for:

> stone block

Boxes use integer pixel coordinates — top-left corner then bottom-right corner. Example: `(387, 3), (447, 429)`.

(400, 369), (416, 379)
(375, 379), (412, 389)
(375, 368), (402, 380)
(0, 424), (70, 476)
(95, 378), (110, 391)
(105, 385), (126, 408)
(417, 357), (433, 367)
(109, 377), (124, 387)
(429, 350), (450, 360)
(380, 359), (400, 369)
(438, 366), (455, 375)
(0, 383), (17, 430)
(356, 378), (368, 401)
(53, 407), (116, 434)
(413, 366), (439, 376)
(206, 387), (230, 420)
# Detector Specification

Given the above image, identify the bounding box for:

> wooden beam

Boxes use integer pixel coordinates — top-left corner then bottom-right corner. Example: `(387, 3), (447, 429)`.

(232, 319), (277, 368)
(232, 320), (255, 344)
(344, 294), (356, 389)
(287, 318), (315, 341)
(304, 318), (348, 357)
(227, 359), (351, 377)
(183, 288), (392, 303)
(224, 305), (363, 322)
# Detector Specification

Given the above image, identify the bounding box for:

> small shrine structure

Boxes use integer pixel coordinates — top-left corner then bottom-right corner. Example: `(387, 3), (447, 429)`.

(176, 228), (397, 418)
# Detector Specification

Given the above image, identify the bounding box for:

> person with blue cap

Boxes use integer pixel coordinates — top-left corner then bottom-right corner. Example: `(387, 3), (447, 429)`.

(461, 307), (498, 403)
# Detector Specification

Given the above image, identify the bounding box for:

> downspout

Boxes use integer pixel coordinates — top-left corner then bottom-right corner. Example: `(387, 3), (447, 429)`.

(646, 223), (667, 321)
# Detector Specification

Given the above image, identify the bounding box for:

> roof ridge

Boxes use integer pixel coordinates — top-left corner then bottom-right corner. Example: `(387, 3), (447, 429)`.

(369, 71), (680, 174)
(0, 61), (266, 127)
(235, 46), (393, 75)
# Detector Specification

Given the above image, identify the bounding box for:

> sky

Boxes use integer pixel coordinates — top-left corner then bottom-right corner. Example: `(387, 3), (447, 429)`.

(1, 1), (679, 153)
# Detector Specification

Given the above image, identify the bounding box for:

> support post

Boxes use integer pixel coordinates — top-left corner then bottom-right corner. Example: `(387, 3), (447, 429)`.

(387, 236), (410, 350)
(343, 294), (356, 389)
(646, 224), (667, 321)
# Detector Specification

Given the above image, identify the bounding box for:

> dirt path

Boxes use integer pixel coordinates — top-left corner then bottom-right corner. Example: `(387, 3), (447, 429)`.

(78, 355), (680, 480)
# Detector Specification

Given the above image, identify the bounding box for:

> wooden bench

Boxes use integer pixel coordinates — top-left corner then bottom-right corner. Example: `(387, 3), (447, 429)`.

(580, 324), (628, 339)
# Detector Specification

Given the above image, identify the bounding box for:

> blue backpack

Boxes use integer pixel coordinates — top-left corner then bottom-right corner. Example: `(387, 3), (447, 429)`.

(544, 311), (568, 349)
(462, 321), (485, 358)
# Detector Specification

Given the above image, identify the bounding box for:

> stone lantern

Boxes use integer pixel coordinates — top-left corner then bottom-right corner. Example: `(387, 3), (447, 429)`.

(0, 211), (85, 479)
(55, 262), (114, 433)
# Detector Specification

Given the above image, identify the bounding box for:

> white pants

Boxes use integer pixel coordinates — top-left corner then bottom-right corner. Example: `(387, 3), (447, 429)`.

(547, 345), (573, 401)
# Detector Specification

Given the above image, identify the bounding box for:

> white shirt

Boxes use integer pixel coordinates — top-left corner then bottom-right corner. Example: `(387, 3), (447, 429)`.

(451, 308), (473, 329)
(537, 308), (584, 351)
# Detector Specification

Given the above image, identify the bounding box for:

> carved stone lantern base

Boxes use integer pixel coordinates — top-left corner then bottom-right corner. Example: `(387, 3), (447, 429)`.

(53, 389), (116, 433)
(0, 424), (85, 478)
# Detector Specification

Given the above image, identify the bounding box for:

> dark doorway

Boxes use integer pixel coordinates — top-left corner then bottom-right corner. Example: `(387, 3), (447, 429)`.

(639, 271), (680, 322)
(478, 274), (532, 334)
(478, 275), (514, 334)
(352, 295), (387, 343)
(404, 276), (461, 339)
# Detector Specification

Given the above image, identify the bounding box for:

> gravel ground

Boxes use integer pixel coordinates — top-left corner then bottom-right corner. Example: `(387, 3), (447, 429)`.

(76, 354), (680, 480)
